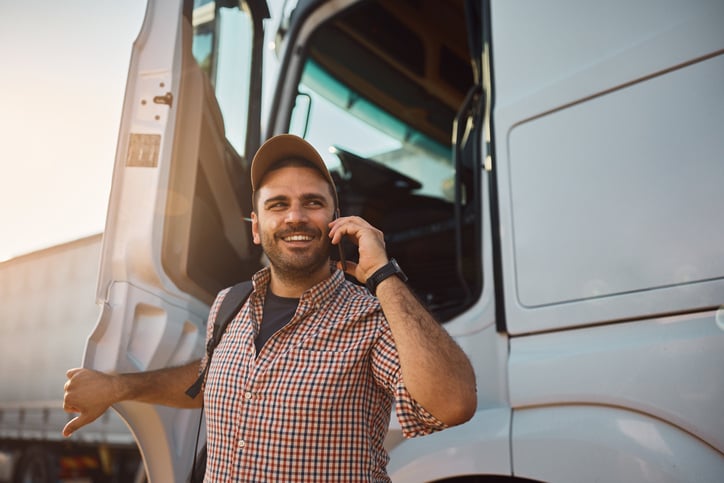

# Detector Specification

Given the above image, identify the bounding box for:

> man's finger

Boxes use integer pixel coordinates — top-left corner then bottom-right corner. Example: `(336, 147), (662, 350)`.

(66, 367), (83, 379)
(63, 402), (79, 413)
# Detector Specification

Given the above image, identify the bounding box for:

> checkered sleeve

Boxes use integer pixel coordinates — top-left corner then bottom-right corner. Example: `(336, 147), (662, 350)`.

(371, 310), (448, 438)
(393, 376), (448, 437)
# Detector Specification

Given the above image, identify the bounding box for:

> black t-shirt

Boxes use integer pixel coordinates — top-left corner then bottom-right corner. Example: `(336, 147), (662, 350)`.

(254, 288), (299, 355)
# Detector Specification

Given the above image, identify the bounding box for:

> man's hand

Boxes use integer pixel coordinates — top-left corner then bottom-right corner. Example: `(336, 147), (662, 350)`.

(63, 368), (118, 437)
(328, 216), (389, 282)
(63, 360), (203, 437)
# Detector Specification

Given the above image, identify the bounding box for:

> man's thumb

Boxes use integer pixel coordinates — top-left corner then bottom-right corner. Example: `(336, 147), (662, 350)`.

(63, 416), (80, 437)
(62, 413), (94, 438)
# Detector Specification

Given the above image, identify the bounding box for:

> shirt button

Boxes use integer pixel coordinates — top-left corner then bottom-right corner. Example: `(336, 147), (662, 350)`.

(244, 391), (253, 400)
(238, 439), (246, 449)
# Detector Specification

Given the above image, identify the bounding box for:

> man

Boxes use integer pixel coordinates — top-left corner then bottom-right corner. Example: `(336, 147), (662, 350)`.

(64, 134), (477, 481)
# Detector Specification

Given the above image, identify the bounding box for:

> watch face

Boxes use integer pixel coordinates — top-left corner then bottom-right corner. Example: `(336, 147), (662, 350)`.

(389, 258), (408, 282)
(366, 259), (408, 295)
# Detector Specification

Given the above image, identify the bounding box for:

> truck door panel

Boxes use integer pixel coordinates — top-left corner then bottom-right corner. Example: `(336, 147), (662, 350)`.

(491, 0), (724, 334)
(88, 1), (268, 480)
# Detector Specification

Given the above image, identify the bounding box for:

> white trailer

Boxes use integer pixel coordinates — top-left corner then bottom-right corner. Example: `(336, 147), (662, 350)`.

(0, 235), (144, 482)
(75, 0), (724, 481)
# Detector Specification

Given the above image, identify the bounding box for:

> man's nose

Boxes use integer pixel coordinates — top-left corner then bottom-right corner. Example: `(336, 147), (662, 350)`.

(285, 204), (308, 223)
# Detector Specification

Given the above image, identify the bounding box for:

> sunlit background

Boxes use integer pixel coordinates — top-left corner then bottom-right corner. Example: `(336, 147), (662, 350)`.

(0, 0), (283, 262)
(0, 0), (146, 261)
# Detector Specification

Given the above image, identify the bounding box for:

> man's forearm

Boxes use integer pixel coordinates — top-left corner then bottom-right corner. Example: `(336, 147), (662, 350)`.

(375, 276), (477, 425)
(117, 360), (203, 408)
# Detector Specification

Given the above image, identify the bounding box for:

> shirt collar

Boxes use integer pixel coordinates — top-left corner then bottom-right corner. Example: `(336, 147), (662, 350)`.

(251, 263), (345, 310)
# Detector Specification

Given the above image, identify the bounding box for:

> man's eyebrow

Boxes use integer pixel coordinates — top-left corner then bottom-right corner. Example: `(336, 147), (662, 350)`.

(300, 193), (328, 203)
(262, 193), (328, 206)
(262, 194), (290, 206)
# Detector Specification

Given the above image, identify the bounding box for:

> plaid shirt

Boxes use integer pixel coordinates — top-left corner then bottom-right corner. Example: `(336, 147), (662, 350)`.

(201, 266), (446, 482)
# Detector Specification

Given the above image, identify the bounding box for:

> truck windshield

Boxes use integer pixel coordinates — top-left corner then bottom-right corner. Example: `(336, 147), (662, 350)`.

(288, 0), (481, 320)
(291, 59), (454, 201)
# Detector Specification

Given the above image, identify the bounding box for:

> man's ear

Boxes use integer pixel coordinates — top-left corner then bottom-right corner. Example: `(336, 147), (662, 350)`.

(250, 212), (261, 245)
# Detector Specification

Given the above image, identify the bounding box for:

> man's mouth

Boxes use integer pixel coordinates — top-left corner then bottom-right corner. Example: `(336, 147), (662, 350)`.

(281, 234), (314, 242)
(277, 227), (320, 243)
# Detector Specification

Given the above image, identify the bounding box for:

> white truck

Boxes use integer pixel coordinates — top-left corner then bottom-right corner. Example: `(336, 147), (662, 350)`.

(0, 235), (145, 482)
(82, 0), (724, 481)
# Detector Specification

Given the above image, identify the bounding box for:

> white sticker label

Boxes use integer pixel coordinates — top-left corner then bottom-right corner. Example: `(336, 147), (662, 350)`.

(126, 133), (161, 167)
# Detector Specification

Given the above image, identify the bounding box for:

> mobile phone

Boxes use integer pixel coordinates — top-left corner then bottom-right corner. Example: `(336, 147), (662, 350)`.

(333, 210), (347, 272)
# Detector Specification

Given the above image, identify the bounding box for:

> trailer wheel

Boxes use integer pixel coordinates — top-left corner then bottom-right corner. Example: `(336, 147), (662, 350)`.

(13, 446), (54, 483)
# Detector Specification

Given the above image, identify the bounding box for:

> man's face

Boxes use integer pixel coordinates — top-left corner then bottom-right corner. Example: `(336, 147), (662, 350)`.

(251, 166), (336, 282)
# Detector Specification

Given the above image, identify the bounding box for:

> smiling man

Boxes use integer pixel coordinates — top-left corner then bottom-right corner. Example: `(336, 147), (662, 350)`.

(63, 134), (477, 482)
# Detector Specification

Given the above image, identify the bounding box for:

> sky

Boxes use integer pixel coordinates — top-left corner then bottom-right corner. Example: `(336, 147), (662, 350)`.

(0, 0), (148, 261)
(0, 0), (285, 262)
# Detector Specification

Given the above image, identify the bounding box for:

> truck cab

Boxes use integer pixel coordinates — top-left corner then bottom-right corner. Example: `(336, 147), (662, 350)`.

(88, 0), (724, 481)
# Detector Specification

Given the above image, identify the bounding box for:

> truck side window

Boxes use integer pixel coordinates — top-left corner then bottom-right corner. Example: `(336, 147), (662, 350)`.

(161, 1), (262, 304)
(191, 0), (253, 155)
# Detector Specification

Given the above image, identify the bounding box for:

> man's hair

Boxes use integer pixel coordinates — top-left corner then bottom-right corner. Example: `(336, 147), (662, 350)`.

(251, 157), (338, 212)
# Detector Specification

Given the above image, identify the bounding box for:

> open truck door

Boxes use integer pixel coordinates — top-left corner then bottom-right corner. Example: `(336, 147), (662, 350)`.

(85, 0), (268, 481)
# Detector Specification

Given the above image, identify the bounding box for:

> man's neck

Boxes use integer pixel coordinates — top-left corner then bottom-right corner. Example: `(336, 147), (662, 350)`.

(268, 264), (332, 298)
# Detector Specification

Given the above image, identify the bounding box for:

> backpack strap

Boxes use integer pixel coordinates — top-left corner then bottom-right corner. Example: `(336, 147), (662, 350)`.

(185, 280), (254, 398)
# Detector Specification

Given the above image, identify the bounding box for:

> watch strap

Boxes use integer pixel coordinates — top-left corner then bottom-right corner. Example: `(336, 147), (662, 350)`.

(365, 258), (407, 295)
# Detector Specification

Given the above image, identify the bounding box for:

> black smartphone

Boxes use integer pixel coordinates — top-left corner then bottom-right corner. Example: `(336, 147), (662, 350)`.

(333, 210), (347, 272)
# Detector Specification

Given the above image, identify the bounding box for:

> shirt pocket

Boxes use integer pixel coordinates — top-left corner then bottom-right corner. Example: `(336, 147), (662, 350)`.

(276, 346), (367, 414)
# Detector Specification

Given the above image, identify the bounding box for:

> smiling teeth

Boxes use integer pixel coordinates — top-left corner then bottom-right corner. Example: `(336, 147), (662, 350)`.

(284, 235), (313, 241)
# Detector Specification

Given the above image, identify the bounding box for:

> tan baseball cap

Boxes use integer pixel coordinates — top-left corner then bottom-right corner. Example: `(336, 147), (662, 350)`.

(250, 134), (336, 195)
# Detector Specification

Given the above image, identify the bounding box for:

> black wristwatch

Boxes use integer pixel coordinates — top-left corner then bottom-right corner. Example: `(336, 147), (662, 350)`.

(365, 258), (408, 295)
